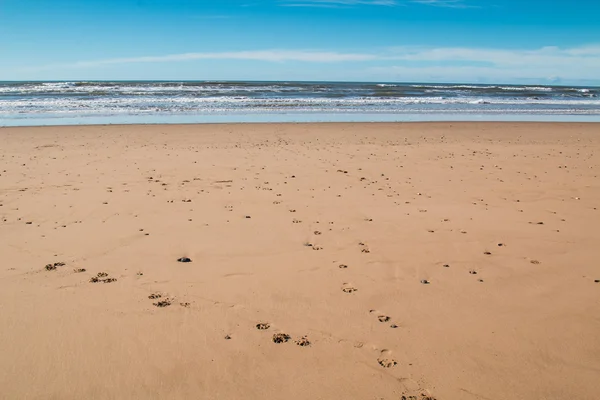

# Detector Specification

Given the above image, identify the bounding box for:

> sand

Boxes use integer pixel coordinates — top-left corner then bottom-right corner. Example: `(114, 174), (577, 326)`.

(0, 122), (599, 400)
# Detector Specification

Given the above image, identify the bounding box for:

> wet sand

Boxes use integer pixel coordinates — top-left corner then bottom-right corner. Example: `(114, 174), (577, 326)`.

(0, 122), (599, 400)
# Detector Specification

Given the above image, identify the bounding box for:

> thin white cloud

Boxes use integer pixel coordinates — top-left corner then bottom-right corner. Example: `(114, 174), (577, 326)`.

(279, 0), (473, 7)
(375, 45), (600, 82)
(385, 45), (600, 69)
(22, 45), (600, 84)
(411, 0), (474, 8)
(28, 50), (377, 71)
(192, 15), (235, 19)
(279, 0), (397, 6)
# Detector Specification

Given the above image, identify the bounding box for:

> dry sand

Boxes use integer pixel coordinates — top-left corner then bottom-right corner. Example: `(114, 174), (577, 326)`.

(0, 122), (599, 400)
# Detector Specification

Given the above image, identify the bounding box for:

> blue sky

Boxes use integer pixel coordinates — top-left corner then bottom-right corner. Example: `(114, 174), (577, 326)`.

(1, 0), (599, 84)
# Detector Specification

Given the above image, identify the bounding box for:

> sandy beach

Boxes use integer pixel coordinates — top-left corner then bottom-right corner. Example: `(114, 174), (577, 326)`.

(0, 122), (599, 400)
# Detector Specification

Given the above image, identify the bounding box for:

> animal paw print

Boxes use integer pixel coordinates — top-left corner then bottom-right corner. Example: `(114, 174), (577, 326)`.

(377, 350), (397, 368)
(45, 262), (66, 271)
(358, 242), (370, 253)
(256, 323), (270, 330)
(272, 333), (291, 343)
(342, 283), (357, 293)
(90, 272), (117, 283)
(401, 392), (437, 400)
(153, 299), (172, 307)
(295, 336), (311, 347)
(370, 310), (392, 324)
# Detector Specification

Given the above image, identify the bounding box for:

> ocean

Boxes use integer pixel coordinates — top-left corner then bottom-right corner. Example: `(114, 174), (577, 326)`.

(1, 81), (599, 126)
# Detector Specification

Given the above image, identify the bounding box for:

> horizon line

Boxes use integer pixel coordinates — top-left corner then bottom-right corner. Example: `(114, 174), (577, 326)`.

(0, 79), (598, 88)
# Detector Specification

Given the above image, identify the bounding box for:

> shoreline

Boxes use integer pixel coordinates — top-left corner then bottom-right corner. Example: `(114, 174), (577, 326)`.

(2, 120), (600, 130)
(2, 112), (600, 127)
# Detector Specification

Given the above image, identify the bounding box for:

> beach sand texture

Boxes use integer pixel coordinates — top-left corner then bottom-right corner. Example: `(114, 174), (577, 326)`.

(0, 122), (599, 400)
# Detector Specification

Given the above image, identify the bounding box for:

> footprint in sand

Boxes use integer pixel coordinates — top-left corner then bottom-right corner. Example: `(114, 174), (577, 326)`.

(153, 299), (172, 307)
(370, 310), (392, 323)
(90, 272), (117, 283)
(358, 242), (371, 253)
(44, 262), (65, 271)
(295, 336), (311, 347)
(342, 283), (358, 293)
(272, 333), (291, 343)
(256, 323), (270, 330)
(377, 349), (397, 368)
(401, 395), (437, 400)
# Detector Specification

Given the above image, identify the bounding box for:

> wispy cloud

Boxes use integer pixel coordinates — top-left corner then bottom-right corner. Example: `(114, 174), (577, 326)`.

(386, 45), (600, 67)
(23, 45), (600, 84)
(279, 0), (397, 7)
(278, 0), (474, 7)
(192, 15), (235, 20)
(411, 0), (474, 8)
(28, 50), (378, 71)
(375, 45), (600, 82)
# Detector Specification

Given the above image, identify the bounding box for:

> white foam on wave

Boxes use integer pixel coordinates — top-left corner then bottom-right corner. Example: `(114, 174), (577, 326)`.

(411, 84), (496, 90)
(2, 94), (600, 116)
(499, 86), (553, 92)
(412, 84), (555, 92)
(0, 82), (294, 95)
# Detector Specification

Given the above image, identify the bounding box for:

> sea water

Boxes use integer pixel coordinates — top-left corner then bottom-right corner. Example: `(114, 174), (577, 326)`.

(1, 81), (599, 126)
